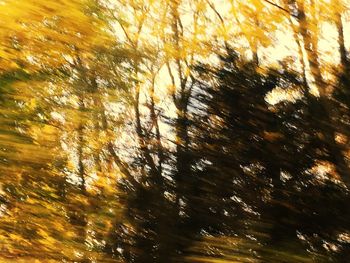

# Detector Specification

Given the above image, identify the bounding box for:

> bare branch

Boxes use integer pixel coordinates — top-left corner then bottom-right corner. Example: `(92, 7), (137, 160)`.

(262, 0), (298, 18)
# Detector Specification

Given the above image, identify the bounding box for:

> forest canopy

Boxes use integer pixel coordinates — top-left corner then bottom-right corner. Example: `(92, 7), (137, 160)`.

(0, 0), (350, 262)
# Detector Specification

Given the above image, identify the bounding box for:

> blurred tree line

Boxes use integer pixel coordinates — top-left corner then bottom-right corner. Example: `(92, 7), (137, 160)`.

(0, 0), (350, 262)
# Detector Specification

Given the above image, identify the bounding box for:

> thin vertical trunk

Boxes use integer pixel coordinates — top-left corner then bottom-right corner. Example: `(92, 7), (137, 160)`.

(133, 57), (159, 181)
(77, 121), (86, 193)
(70, 55), (89, 262)
(252, 16), (260, 66)
(75, 56), (88, 193)
(297, 0), (324, 93)
(284, 0), (308, 89)
(90, 75), (106, 192)
(113, 2), (158, 180)
(334, 1), (349, 74)
(169, 0), (192, 211)
(149, 76), (164, 173)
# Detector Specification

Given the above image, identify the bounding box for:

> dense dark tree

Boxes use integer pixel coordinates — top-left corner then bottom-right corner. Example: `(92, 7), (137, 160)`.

(192, 51), (350, 261)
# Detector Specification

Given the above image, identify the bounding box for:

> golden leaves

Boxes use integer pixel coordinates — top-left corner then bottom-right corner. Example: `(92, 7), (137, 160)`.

(0, 0), (111, 73)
